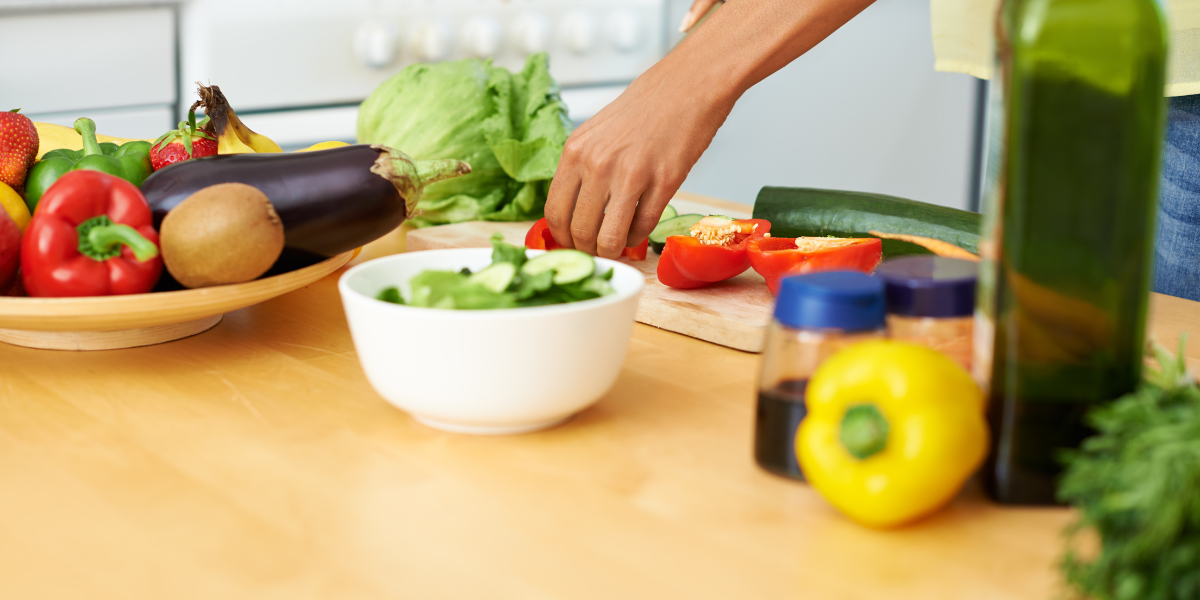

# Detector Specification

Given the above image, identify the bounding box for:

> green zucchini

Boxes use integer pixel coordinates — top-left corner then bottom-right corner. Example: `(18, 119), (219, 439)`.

(752, 187), (981, 257)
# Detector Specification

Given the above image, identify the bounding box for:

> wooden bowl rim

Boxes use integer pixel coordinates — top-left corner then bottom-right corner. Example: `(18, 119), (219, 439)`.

(0, 251), (352, 316)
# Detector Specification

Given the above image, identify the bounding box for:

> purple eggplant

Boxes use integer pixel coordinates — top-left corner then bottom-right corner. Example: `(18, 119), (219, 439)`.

(141, 144), (469, 258)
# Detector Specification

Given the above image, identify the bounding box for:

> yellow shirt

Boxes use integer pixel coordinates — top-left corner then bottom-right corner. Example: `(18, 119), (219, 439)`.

(931, 0), (1200, 97)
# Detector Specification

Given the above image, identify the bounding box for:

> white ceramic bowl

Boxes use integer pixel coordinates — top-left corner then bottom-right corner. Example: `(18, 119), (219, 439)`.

(338, 248), (644, 435)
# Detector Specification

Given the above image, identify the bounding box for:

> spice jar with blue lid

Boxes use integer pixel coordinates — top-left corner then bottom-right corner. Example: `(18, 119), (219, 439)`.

(755, 271), (886, 481)
(875, 256), (977, 371)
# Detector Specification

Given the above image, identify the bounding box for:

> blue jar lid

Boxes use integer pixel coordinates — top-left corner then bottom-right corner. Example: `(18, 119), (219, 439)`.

(774, 271), (885, 331)
(875, 256), (977, 318)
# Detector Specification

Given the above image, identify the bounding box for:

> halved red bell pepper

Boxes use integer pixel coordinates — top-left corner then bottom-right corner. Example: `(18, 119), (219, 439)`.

(748, 236), (882, 295)
(21, 170), (162, 297)
(524, 217), (648, 260)
(657, 217), (771, 288)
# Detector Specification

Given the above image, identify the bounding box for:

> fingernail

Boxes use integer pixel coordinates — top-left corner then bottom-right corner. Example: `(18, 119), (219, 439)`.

(678, 8), (697, 33)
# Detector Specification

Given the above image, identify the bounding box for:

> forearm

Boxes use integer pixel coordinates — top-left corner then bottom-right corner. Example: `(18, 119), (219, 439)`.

(547, 0), (877, 257)
(667, 0), (878, 106)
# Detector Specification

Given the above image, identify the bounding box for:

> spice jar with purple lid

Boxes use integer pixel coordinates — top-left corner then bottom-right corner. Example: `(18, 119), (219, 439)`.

(875, 256), (977, 371)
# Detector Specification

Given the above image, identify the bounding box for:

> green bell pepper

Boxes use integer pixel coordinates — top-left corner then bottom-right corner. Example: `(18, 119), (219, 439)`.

(24, 118), (153, 212)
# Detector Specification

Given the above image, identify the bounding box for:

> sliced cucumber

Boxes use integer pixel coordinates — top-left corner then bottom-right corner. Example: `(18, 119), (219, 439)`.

(466, 262), (516, 292)
(650, 214), (705, 243)
(522, 249), (595, 284)
(659, 204), (678, 222)
(648, 213), (704, 254)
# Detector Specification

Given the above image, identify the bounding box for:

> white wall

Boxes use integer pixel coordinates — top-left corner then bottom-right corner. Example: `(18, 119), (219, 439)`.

(671, 0), (979, 209)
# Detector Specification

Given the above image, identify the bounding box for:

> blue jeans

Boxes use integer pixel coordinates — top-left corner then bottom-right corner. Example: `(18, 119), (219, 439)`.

(1154, 94), (1200, 301)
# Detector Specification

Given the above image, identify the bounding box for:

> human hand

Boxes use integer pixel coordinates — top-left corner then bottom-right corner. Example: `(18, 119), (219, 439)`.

(545, 60), (735, 258)
(546, 0), (875, 258)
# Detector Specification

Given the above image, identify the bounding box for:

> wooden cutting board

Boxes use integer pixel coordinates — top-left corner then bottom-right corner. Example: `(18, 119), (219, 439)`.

(406, 193), (777, 353)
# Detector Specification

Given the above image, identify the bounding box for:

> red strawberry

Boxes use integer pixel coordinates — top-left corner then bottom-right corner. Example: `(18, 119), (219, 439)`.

(150, 110), (217, 171)
(0, 109), (39, 189)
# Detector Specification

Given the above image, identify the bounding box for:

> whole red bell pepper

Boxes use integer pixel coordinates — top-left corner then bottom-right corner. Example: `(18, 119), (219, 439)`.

(21, 170), (162, 297)
(748, 236), (882, 295)
(657, 217), (771, 289)
(524, 217), (648, 260)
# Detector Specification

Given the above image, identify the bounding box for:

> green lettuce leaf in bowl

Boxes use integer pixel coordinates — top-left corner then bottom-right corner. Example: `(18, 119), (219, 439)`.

(356, 53), (571, 226)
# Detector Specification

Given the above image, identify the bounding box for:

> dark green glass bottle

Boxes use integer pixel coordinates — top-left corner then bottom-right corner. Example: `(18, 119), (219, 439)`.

(976, 0), (1168, 504)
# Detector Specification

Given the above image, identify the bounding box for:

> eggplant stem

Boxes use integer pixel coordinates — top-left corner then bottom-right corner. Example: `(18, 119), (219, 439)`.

(416, 158), (473, 186)
(369, 145), (471, 221)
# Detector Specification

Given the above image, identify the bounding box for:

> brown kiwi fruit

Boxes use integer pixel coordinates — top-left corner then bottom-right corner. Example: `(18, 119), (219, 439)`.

(160, 183), (285, 288)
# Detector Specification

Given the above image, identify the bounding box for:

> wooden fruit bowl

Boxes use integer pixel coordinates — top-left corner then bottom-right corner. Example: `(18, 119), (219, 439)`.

(0, 251), (353, 351)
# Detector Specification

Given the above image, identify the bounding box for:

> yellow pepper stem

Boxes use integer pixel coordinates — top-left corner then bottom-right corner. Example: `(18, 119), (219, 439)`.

(840, 404), (890, 460)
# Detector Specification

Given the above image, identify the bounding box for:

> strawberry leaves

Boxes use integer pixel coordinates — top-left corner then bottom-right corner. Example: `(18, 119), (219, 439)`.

(152, 109), (215, 159)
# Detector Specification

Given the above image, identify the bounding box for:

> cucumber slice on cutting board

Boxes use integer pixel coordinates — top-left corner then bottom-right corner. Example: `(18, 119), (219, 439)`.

(522, 249), (595, 284)
(466, 262), (516, 292)
(649, 213), (704, 254)
(659, 204), (678, 221)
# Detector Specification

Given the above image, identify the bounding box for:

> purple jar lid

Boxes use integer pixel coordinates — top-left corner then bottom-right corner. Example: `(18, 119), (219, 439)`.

(875, 256), (977, 318)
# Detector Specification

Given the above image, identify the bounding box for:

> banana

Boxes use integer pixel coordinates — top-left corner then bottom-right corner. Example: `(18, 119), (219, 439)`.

(215, 128), (257, 155)
(230, 117), (283, 153)
(195, 83), (283, 155)
(295, 141), (350, 152)
(33, 122), (151, 159)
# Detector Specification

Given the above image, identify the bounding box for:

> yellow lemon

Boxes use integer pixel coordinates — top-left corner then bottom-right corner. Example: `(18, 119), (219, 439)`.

(0, 182), (31, 231)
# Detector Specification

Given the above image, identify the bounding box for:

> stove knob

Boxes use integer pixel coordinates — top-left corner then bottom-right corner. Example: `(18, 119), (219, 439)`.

(607, 10), (642, 53)
(511, 13), (551, 55)
(353, 21), (397, 69)
(412, 20), (451, 62)
(461, 17), (502, 58)
(561, 12), (596, 55)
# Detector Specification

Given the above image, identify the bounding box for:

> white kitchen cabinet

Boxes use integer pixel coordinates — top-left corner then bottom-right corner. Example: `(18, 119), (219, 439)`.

(24, 105), (176, 140)
(0, 6), (176, 135)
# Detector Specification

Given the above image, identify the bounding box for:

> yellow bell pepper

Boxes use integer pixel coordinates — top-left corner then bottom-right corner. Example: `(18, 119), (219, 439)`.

(796, 339), (988, 528)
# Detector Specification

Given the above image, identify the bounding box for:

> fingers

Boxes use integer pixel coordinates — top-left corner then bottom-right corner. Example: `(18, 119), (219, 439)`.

(596, 179), (646, 259)
(629, 171), (683, 246)
(570, 177), (610, 255)
(545, 145), (582, 248)
(678, 0), (723, 33)
(597, 161), (684, 259)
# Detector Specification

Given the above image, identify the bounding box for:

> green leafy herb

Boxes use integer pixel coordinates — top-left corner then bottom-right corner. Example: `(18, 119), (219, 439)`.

(444, 283), (516, 310)
(376, 286), (404, 304)
(375, 234), (616, 310)
(408, 270), (470, 308)
(513, 268), (554, 300)
(490, 232), (527, 269)
(1059, 337), (1200, 600)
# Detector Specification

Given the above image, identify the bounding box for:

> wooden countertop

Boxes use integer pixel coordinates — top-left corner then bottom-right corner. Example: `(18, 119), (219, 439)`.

(1, 194), (1196, 599)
